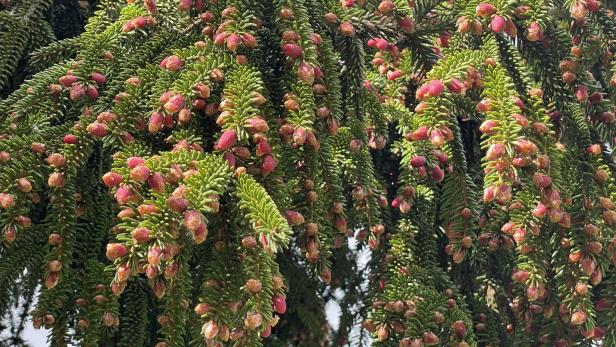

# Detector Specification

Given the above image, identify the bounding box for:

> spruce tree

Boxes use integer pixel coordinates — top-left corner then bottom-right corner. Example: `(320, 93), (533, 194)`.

(1, 0), (616, 346)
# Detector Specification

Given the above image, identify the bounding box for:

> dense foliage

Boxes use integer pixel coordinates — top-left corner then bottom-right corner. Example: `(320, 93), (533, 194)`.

(0, 0), (97, 97)
(1, 0), (616, 346)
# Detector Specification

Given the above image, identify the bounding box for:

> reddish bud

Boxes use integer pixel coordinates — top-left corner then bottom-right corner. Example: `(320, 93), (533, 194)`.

(245, 118), (269, 134)
(102, 172), (123, 188)
(423, 331), (439, 345)
(59, 74), (78, 87)
(410, 156), (426, 168)
(256, 140), (271, 157)
(591, 269), (603, 285)
(69, 83), (85, 101)
(273, 295), (286, 314)
(514, 139), (537, 155)
(86, 122), (108, 137)
(261, 155), (277, 176)
(282, 30), (299, 42)
(587, 144), (602, 156)
(491, 15), (505, 33)
(513, 228), (526, 243)
(475, 3), (496, 17)
(486, 143), (506, 161)
(483, 186), (495, 202)
(571, 1), (587, 20)
(311, 33), (322, 45)
(589, 92), (602, 104)
(148, 112), (164, 133)
(452, 320), (467, 339)
(285, 210), (304, 225)
(571, 310), (586, 325)
(533, 172), (552, 188)
(215, 129), (238, 151)
(323, 12), (337, 23)
(130, 165), (150, 182)
(126, 157), (144, 169)
(587, 0), (600, 12)
(0, 151), (9, 163)
(476, 99), (491, 112)
(576, 85), (588, 102)
(399, 17), (414, 33)
(377, 326), (388, 341)
(193, 223), (208, 244)
(30, 142), (46, 154)
(115, 187), (134, 204)
(446, 78), (465, 94)
(183, 210), (202, 231)
(48, 172), (65, 188)
(166, 197), (189, 213)
(16, 178), (32, 193)
(526, 22), (543, 42)
(409, 126), (429, 141)
(0, 193), (15, 209)
(532, 203), (547, 218)
(45, 154), (65, 169)
(147, 172), (165, 193)
(479, 120), (498, 135)
(202, 320), (220, 340)
(581, 257), (597, 276)
(386, 69), (403, 80)
(512, 113), (528, 128)
(457, 17), (471, 33)
(89, 72), (106, 86)
(48, 233), (62, 245)
(378, 0), (394, 14)
(431, 166), (445, 182)
(282, 43), (302, 59)
(85, 85), (98, 100)
(131, 227), (151, 244)
(562, 71), (577, 84)
(512, 269), (530, 283)
(226, 33), (241, 52)
(194, 303), (211, 316)
(45, 272), (59, 289)
(280, 7), (294, 19)
(244, 312), (263, 329)
(427, 80), (444, 97)
(246, 279), (262, 294)
(298, 61), (315, 85)
(504, 18), (517, 37)
(242, 33), (257, 48)
(106, 243), (128, 261)
(3, 224), (16, 242)
(339, 22), (355, 37)
(164, 94), (186, 113)
(603, 210), (616, 225)
(63, 134), (78, 144)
